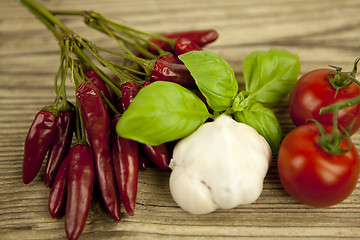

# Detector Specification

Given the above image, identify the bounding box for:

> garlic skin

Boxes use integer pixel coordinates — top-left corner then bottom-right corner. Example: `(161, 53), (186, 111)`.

(169, 114), (272, 214)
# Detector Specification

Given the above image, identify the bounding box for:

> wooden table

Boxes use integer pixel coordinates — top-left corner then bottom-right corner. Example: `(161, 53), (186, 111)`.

(1, 0), (360, 239)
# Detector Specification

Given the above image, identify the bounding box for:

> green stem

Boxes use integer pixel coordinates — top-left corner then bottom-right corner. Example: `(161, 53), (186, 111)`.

(72, 42), (123, 99)
(320, 96), (360, 114)
(76, 37), (139, 84)
(90, 44), (154, 75)
(75, 100), (87, 145)
(95, 14), (175, 45)
(99, 90), (121, 116)
(96, 21), (134, 56)
(23, 3), (62, 40)
(109, 60), (146, 76)
(71, 59), (82, 89)
(87, 22), (157, 59)
(328, 57), (360, 89)
(350, 58), (360, 77)
(52, 38), (71, 108)
(54, 48), (65, 94)
(50, 8), (175, 47)
(51, 10), (85, 16)
(19, 0), (74, 35)
(315, 105), (352, 155)
(89, 12), (173, 55)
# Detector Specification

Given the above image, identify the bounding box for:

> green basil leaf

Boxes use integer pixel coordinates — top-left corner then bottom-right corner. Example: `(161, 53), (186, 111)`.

(234, 102), (282, 153)
(179, 51), (238, 111)
(116, 81), (211, 145)
(243, 48), (300, 104)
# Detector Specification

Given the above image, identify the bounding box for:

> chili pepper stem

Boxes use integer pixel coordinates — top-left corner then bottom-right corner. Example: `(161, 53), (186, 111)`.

(100, 91), (121, 117)
(75, 101), (87, 145)
(50, 8), (176, 49)
(109, 61), (147, 76)
(58, 11), (159, 59)
(89, 44), (155, 76)
(75, 36), (143, 84)
(19, 0), (74, 35)
(51, 10), (85, 16)
(88, 12), (175, 53)
(72, 42), (124, 98)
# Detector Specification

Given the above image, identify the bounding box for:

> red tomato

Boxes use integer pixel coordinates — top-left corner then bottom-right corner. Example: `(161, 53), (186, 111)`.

(277, 123), (360, 207)
(289, 69), (360, 135)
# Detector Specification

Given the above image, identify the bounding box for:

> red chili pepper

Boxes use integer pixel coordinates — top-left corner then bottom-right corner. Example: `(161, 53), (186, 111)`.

(48, 147), (71, 218)
(23, 108), (59, 184)
(148, 29), (218, 54)
(174, 38), (202, 56)
(119, 81), (140, 111)
(141, 81), (151, 88)
(76, 82), (121, 221)
(84, 68), (112, 101)
(120, 82), (170, 170)
(65, 144), (95, 240)
(138, 152), (148, 171)
(140, 144), (169, 170)
(150, 59), (196, 88)
(160, 53), (179, 64)
(112, 116), (139, 216)
(44, 106), (75, 187)
(163, 29), (219, 47)
(148, 38), (173, 55)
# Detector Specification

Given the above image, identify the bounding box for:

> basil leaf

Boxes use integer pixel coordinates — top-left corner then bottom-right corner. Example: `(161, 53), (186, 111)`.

(234, 102), (282, 153)
(179, 51), (238, 111)
(116, 81), (211, 145)
(243, 48), (300, 104)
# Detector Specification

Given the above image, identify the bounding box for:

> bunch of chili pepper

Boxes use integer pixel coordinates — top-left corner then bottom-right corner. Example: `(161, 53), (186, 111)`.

(20, 0), (219, 239)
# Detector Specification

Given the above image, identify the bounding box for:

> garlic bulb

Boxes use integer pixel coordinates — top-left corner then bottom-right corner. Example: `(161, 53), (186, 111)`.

(169, 114), (272, 214)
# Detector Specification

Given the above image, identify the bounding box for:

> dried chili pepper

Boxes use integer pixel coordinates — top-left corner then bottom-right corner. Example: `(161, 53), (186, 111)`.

(23, 107), (59, 184)
(150, 59), (196, 88)
(140, 144), (169, 170)
(148, 29), (218, 54)
(174, 38), (202, 56)
(76, 82), (121, 221)
(163, 29), (219, 47)
(119, 81), (140, 111)
(120, 81), (170, 170)
(44, 103), (75, 187)
(65, 144), (95, 240)
(48, 147), (71, 218)
(148, 38), (173, 54)
(112, 116), (139, 216)
(84, 68), (112, 101)
(160, 53), (179, 64)
(138, 151), (148, 171)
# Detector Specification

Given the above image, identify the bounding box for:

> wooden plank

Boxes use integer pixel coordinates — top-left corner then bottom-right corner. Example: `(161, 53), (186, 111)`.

(0, 0), (359, 239)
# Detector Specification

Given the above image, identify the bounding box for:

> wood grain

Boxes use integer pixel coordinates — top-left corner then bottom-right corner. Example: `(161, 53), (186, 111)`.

(1, 0), (360, 239)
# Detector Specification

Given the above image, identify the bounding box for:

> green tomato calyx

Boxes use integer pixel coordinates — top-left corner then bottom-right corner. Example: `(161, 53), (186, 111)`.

(314, 106), (353, 155)
(328, 58), (360, 94)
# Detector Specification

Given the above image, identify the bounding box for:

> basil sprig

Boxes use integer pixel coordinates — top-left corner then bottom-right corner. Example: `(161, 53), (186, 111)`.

(116, 48), (300, 153)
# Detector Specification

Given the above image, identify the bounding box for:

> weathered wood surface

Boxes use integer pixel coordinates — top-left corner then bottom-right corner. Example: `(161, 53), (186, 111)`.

(1, 0), (360, 239)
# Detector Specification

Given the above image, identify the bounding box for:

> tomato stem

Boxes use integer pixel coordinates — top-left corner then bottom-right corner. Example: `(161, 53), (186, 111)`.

(328, 58), (360, 91)
(320, 96), (360, 114)
(315, 104), (352, 155)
